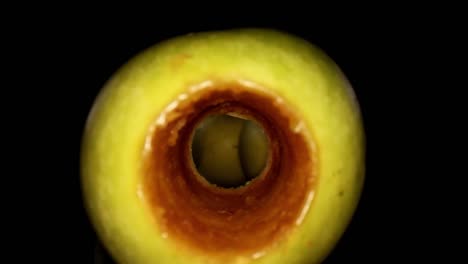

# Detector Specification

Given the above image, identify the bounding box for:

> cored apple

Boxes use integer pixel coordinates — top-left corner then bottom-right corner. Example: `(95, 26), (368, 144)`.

(81, 28), (365, 264)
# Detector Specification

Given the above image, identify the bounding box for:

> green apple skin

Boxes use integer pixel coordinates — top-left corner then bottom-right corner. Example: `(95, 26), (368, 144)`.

(81, 28), (365, 264)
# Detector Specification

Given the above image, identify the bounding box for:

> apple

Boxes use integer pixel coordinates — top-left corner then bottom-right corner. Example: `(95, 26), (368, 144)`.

(191, 113), (270, 188)
(81, 28), (365, 264)
(191, 114), (249, 188)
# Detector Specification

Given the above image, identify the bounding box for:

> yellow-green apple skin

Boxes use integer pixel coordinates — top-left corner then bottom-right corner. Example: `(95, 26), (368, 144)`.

(81, 28), (365, 264)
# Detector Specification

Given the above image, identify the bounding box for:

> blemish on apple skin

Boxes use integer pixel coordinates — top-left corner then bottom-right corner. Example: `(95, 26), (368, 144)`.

(339, 190), (344, 197)
(333, 168), (343, 178)
(170, 54), (192, 71)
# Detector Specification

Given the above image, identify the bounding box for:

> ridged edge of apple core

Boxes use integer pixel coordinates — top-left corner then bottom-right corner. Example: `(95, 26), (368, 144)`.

(140, 80), (318, 259)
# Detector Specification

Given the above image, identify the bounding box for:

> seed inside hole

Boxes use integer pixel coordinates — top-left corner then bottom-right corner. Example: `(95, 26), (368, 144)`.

(191, 114), (270, 188)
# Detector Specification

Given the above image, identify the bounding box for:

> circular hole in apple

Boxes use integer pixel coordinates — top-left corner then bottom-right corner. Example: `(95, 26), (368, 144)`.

(191, 113), (270, 188)
(141, 84), (317, 255)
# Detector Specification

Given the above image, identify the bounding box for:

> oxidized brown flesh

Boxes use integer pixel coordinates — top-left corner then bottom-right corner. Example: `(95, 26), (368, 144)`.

(141, 81), (317, 256)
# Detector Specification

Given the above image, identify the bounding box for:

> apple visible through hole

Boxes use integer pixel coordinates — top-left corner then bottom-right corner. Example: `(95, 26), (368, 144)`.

(191, 113), (269, 188)
(81, 28), (365, 264)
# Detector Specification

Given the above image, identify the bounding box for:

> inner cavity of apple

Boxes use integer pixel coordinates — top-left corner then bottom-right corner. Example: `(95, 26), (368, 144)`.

(141, 80), (317, 257)
(191, 113), (270, 188)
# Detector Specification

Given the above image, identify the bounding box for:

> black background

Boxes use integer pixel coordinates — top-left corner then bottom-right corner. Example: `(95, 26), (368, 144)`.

(13, 9), (451, 263)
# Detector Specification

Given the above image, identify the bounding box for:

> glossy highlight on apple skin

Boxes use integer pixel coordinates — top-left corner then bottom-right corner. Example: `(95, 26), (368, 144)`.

(140, 80), (318, 258)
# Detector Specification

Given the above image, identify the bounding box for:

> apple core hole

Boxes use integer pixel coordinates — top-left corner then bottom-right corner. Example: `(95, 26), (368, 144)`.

(142, 83), (316, 256)
(191, 114), (270, 188)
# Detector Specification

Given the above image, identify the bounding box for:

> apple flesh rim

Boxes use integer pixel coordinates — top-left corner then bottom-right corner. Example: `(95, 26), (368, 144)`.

(81, 28), (366, 264)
